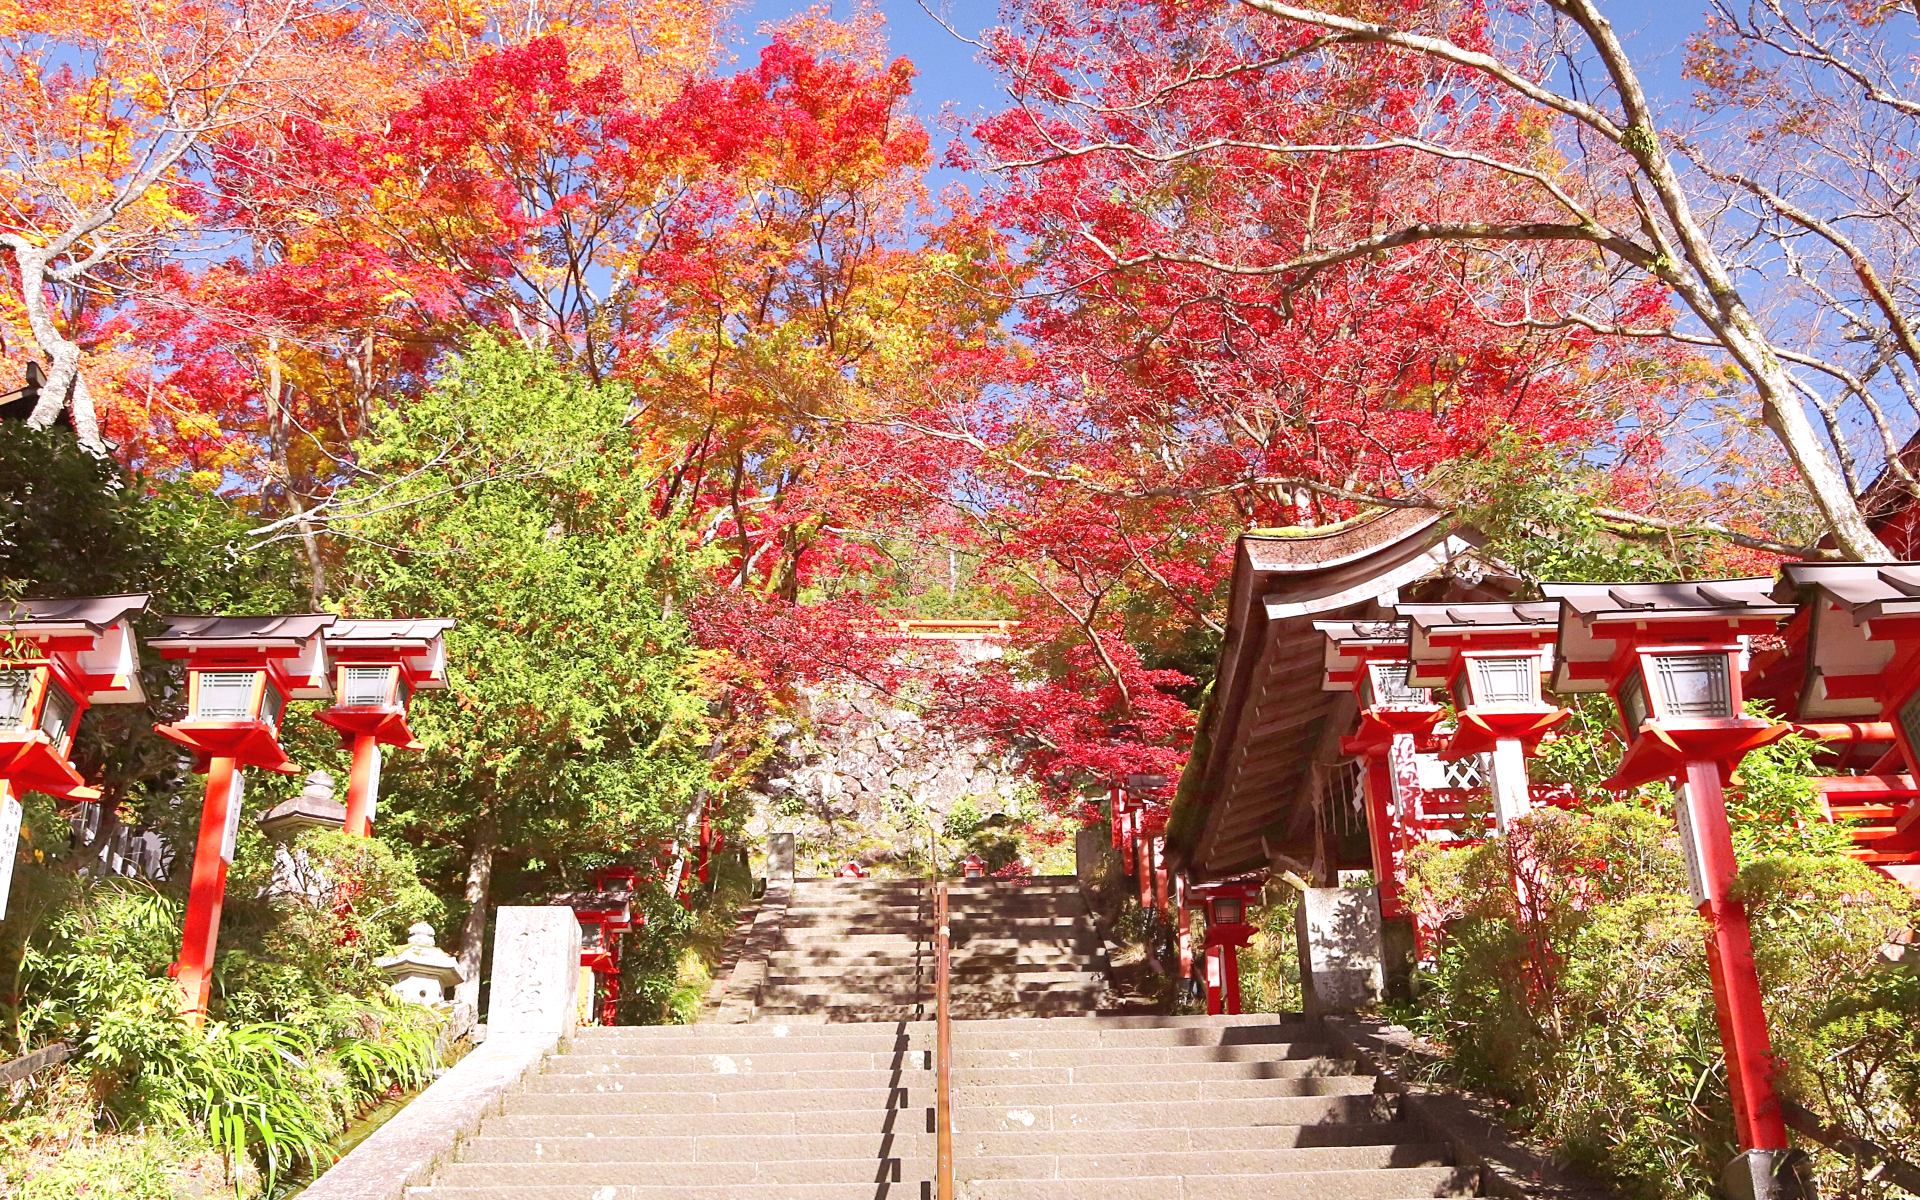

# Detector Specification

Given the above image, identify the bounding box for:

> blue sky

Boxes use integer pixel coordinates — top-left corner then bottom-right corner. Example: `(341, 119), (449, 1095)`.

(733, 0), (1720, 183)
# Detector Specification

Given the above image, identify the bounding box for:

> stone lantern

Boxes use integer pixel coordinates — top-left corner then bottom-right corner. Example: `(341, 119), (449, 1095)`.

(375, 922), (463, 1005)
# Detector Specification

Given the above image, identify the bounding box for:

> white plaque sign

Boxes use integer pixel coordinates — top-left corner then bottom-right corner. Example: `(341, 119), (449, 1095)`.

(221, 769), (245, 864)
(0, 790), (23, 921)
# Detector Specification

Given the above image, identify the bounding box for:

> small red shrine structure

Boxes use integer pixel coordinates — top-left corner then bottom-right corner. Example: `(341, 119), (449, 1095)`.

(555, 866), (641, 1026)
(317, 619), (454, 838)
(1542, 579), (1798, 1183)
(1187, 873), (1265, 1014)
(0, 595), (150, 919)
(151, 613), (335, 1023)
(960, 853), (987, 880)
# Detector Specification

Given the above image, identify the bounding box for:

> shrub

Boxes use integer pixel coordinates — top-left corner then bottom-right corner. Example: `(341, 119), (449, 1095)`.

(1406, 805), (1920, 1200)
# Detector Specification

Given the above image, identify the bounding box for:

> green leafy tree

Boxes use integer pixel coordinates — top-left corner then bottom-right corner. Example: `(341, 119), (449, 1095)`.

(330, 336), (719, 1011)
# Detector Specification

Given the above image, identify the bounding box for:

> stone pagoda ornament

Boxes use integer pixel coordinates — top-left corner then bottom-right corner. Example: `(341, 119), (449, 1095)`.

(376, 922), (464, 1006)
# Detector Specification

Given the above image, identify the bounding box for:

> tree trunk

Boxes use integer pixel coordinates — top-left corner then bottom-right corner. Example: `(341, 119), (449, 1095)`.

(454, 808), (496, 1012)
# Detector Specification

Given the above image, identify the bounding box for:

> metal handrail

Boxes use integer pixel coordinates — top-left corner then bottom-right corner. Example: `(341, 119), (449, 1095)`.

(935, 880), (953, 1200)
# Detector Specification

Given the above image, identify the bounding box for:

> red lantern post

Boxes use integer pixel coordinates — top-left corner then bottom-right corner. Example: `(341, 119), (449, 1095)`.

(1400, 602), (1567, 833)
(1543, 580), (1798, 1189)
(0, 596), (150, 919)
(152, 615), (334, 1024)
(316, 620), (454, 837)
(1315, 622), (1442, 922)
(1189, 874), (1265, 1014)
(558, 867), (641, 1027)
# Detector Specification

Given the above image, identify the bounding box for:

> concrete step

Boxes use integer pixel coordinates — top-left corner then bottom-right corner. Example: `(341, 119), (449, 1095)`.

(956, 1076), (1376, 1106)
(433, 1158), (934, 1187)
(558, 1034), (922, 1057)
(413, 1186), (934, 1200)
(580, 1020), (935, 1041)
(948, 1059), (1357, 1086)
(950, 1043), (1341, 1067)
(947, 1024), (1316, 1049)
(765, 965), (1097, 982)
(525, 1069), (925, 1094)
(547, 1050), (933, 1075)
(952, 1123), (1420, 1155)
(958, 1145), (1453, 1180)
(480, 1109), (939, 1139)
(505, 1087), (923, 1115)
(954, 1094), (1383, 1132)
(456, 1131), (936, 1163)
(535, 1049), (925, 1074)
(955, 1168), (1480, 1200)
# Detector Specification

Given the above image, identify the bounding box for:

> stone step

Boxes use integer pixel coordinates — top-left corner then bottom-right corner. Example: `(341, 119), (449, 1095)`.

(958, 1145), (1453, 1180)
(765, 963), (1097, 981)
(948, 1059), (1358, 1086)
(948, 1013), (1290, 1030)
(951, 1043), (1341, 1067)
(537, 1049), (927, 1074)
(558, 1033), (922, 1057)
(480, 1110), (935, 1139)
(433, 1157), (934, 1187)
(525, 1068), (925, 1094)
(954, 1094), (1382, 1132)
(579, 1021), (936, 1041)
(412, 1185), (934, 1200)
(947, 1024), (1317, 1049)
(547, 1051), (933, 1075)
(956, 1076), (1377, 1106)
(504, 1087), (922, 1115)
(477, 1110), (1403, 1144)
(455, 1131), (936, 1163)
(955, 1168), (1480, 1200)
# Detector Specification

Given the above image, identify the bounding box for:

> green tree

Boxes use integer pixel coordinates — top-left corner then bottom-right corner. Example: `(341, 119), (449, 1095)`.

(331, 337), (719, 1010)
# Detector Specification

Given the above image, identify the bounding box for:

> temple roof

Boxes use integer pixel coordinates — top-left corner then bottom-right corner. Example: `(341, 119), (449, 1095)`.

(0, 594), (150, 631)
(151, 614), (337, 646)
(1168, 510), (1518, 881)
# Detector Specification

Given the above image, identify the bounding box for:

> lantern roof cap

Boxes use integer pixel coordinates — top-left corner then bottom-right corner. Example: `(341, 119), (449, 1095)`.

(1311, 619), (1409, 648)
(1187, 868), (1267, 897)
(550, 889), (632, 922)
(1774, 562), (1920, 621)
(0, 593), (149, 633)
(152, 613), (336, 648)
(375, 923), (463, 985)
(1539, 578), (1790, 622)
(327, 617), (456, 644)
(1395, 600), (1559, 634)
(1543, 578), (1792, 694)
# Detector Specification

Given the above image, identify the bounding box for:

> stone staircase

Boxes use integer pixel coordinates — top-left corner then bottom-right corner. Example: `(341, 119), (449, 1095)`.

(750, 876), (1105, 1022)
(407, 1014), (1480, 1199)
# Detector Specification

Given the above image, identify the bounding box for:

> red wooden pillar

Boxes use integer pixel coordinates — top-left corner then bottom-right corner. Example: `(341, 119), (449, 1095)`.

(1685, 760), (1790, 1151)
(175, 756), (241, 1022)
(342, 734), (381, 838)
(1203, 944), (1225, 1015)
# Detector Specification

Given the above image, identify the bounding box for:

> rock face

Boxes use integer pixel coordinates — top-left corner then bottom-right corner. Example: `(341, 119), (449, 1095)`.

(742, 640), (1033, 878)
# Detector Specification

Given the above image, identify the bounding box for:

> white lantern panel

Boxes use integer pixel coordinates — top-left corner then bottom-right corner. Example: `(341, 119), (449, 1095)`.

(1364, 661), (1430, 708)
(342, 665), (395, 707)
(194, 671), (261, 721)
(0, 669), (32, 727)
(1650, 654), (1733, 719)
(1467, 656), (1537, 707)
(37, 682), (76, 748)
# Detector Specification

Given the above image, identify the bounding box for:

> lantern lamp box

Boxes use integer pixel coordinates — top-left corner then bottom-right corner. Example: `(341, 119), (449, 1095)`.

(150, 614), (337, 775)
(0, 596), (153, 920)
